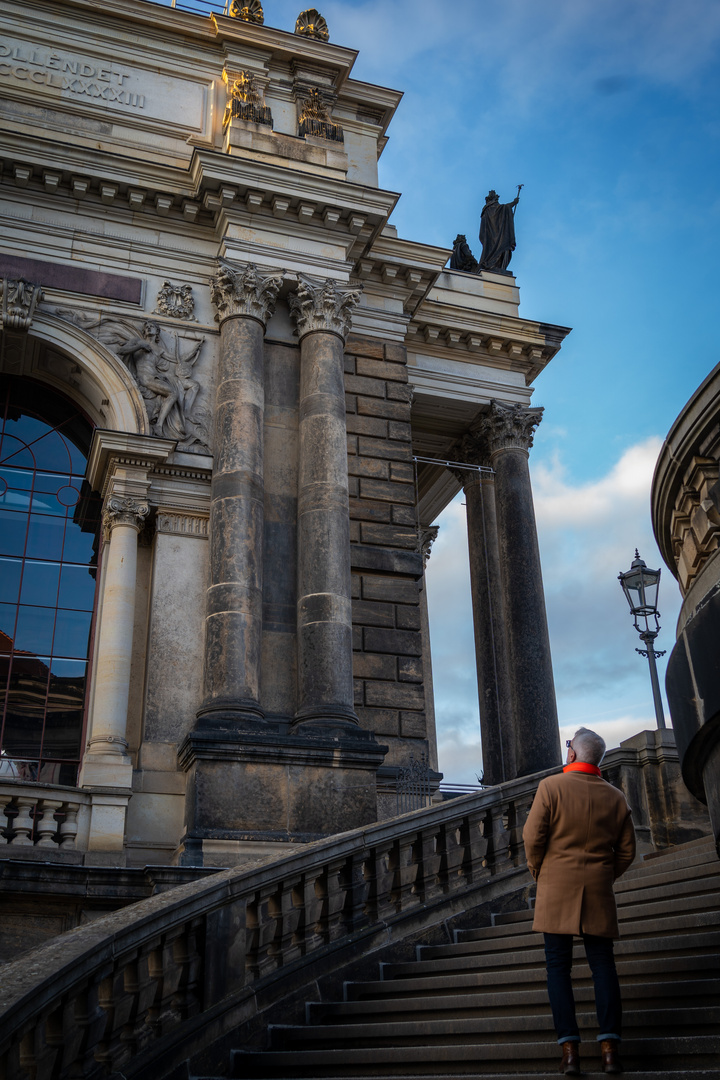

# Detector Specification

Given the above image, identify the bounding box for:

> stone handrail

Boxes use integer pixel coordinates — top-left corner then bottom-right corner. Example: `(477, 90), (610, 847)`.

(0, 780), (89, 850)
(0, 767), (550, 1080)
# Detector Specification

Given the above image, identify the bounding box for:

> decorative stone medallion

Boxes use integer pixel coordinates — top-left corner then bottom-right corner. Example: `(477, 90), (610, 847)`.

(295, 8), (329, 41)
(229, 0), (264, 22)
(153, 281), (197, 321)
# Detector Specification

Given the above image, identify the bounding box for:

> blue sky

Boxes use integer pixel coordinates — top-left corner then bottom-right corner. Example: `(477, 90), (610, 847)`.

(174, 0), (720, 780)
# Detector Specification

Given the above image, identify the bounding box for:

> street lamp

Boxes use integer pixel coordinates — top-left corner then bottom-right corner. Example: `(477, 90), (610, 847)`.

(618, 550), (667, 729)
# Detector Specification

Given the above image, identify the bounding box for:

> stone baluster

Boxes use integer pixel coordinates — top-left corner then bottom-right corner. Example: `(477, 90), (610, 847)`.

(288, 274), (362, 731)
(0, 793), (11, 843)
(35, 799), (63, 846)
(10, 797), (36, 845)
(484, 401), (561, 776)
(59, 802), (80, 848)
(197, 261), (284, 726)
(79, 495), (148, 791)
(451, 429), (516, 785)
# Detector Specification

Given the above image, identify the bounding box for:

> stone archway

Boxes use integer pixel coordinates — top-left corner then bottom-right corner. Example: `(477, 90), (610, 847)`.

(1, 311), (149, 437)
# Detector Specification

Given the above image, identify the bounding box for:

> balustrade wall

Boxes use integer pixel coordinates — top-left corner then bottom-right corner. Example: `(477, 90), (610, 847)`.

(0, 769), (544, 1080)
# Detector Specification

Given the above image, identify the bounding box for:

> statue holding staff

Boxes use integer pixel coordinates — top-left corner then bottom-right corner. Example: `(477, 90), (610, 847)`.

(479, 184), (523, 272)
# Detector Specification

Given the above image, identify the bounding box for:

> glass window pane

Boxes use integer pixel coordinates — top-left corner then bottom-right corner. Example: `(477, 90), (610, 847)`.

(20, 561), (61, 607)
(0, 603), (17, 649)
(2, 414), (49, 446)
(0, 508), (29, 556)
(30, 491), (67, 517)
(4, 655), (49, 757)
(61, 523), (95, 565)
(0, 435), (35, 470)
(33, 472), (71, 495)
(20, 429), (73, 474)
(14, 606), (56, 655)
(0, 558), (22, 604)
(26, 514), (65, 561)
(0, 467), (34, 491)
(58, 564), (96, 611)
(53, 609), (92, 659)
(44, 661), (86, 759)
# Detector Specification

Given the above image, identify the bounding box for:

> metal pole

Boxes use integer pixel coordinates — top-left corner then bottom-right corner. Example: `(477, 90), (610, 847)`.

(639, 631), (667, 730)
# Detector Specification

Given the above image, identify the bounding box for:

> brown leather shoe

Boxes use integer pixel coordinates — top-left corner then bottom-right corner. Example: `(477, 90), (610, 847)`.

(600, 1039), (623, 1074)
(560, 1041), (581, 1075)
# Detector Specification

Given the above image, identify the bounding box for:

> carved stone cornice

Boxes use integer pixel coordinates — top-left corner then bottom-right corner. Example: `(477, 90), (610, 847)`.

(479, 400), (544, 456)
(288, 274), (362, 342)
(210, 261), (284, 328)
(103, 496), (149, 534)
(419, 525), (439, 564)
(1, 278), (44, 330)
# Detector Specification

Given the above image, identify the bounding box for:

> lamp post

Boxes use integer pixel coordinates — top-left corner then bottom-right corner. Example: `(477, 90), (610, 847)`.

(618, 550), (667, 730)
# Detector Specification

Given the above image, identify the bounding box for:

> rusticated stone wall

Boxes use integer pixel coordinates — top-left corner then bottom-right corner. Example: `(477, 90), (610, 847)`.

(344, 334), (428, 781)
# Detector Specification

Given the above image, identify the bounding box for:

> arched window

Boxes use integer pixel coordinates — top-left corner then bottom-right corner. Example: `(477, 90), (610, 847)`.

(0, 376), (101, 786)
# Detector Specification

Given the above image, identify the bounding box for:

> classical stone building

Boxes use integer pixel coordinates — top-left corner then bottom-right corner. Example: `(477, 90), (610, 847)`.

(652, 359), (720, 853)
(0, 0), (570, 874)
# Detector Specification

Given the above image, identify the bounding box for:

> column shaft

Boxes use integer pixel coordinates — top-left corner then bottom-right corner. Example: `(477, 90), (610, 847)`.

(295, 329), (356, 726)
(198, 261), (283, 726)
(464, 472), (516, 784)
(492, 445), (560, 774)
(200, 315), (265, 721)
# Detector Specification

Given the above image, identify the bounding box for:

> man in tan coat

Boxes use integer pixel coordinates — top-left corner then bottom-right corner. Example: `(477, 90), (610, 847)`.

(523, 727), (636, 1075)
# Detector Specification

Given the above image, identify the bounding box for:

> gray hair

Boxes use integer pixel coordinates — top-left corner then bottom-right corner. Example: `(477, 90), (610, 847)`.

(572, 727), (606, 766)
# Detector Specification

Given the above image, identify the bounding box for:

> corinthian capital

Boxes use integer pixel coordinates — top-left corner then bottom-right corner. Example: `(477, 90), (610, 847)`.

(288, 274), (362, 341)
(210, 261), (284, 327)
(479, 400), (544, 455)
(103, 495), (149, 534)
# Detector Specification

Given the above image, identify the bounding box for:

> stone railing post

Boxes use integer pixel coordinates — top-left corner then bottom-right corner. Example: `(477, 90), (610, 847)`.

(197, 261), (284, 726)
(452, 429), (516, 784)
(484, 400), (561, 776)
(288, 274), (362, 732)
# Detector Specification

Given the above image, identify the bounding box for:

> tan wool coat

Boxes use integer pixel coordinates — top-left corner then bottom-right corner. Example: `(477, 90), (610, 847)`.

(523, 770), (636, 938)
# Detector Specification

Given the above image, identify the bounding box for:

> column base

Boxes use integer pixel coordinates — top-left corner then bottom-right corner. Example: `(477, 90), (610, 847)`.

(196, 698), (266, 727)
(177, 726), (387, 866)
(292, 703), (362, 740)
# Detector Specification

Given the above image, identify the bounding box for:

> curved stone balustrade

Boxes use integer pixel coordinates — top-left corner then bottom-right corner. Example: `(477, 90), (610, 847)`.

(0, 768), (548, 1080)
(0, 782), (89, 851)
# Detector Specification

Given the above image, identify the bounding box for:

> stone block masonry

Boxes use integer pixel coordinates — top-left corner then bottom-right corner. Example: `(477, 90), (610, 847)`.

(345, 335), (428, 761)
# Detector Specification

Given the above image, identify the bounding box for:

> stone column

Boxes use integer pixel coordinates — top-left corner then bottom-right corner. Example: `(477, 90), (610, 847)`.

(452, 429), (516, 785)
(419, 526), (440, 774)
(288, 274), (362, 732)
(78, 495), (148, 792)
(197, 261), (283, 726)
(485, 401), (561, 776)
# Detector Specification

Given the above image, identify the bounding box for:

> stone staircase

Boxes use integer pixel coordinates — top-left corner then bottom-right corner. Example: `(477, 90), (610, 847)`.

(231, 834), (720, 1079)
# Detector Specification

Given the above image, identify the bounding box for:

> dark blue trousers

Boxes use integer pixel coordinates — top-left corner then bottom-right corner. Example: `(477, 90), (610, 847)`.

(543, 932), (622, 1044)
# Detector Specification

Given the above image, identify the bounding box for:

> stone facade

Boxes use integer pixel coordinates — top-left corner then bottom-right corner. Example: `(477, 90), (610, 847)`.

(652, 360), (720, 854)
(0, 0), (570, 869)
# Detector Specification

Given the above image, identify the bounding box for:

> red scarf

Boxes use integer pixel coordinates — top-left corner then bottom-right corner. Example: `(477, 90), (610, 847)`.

(563, 761), (602, 777)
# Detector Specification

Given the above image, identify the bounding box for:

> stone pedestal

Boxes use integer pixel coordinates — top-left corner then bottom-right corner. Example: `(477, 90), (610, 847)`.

(485, 401), (561, 777)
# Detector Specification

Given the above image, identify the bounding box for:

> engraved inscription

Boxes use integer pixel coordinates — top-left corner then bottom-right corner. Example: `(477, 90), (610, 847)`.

(0, 41), (146, 110)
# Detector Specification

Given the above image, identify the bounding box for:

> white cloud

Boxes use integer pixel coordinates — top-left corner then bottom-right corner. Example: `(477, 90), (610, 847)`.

(427, 438), (677, 785)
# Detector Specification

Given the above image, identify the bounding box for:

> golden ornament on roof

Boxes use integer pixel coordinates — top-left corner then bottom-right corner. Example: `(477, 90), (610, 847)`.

(229, 0), (264, 24)
(295, 8), (329, 42)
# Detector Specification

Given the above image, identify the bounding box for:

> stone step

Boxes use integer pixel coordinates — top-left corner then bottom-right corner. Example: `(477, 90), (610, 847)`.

(226, 1073), (720, 1080)
(309, 979), (720, 1024)
(269, 1006), (719, 1050)
(434, 910), (720, 959)
(383, 929), (720, 979)
(614, 861), (720, 896)
(230, 1035), (720, 1077)
(458, 889), (719, 944)
(623, 844), (718, 877)
(344, 952), (720, 1000)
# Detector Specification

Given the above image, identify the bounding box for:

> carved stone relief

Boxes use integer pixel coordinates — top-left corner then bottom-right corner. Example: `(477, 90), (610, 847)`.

(223, 69), (272, 128)
(419, 525), (439, 564)
(478, 400), (544, 455)
(52, 309), (211, 453)
(152, 281), (197, 321)
(1, 278), (44, 330)
(297, 87), (343, 142)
